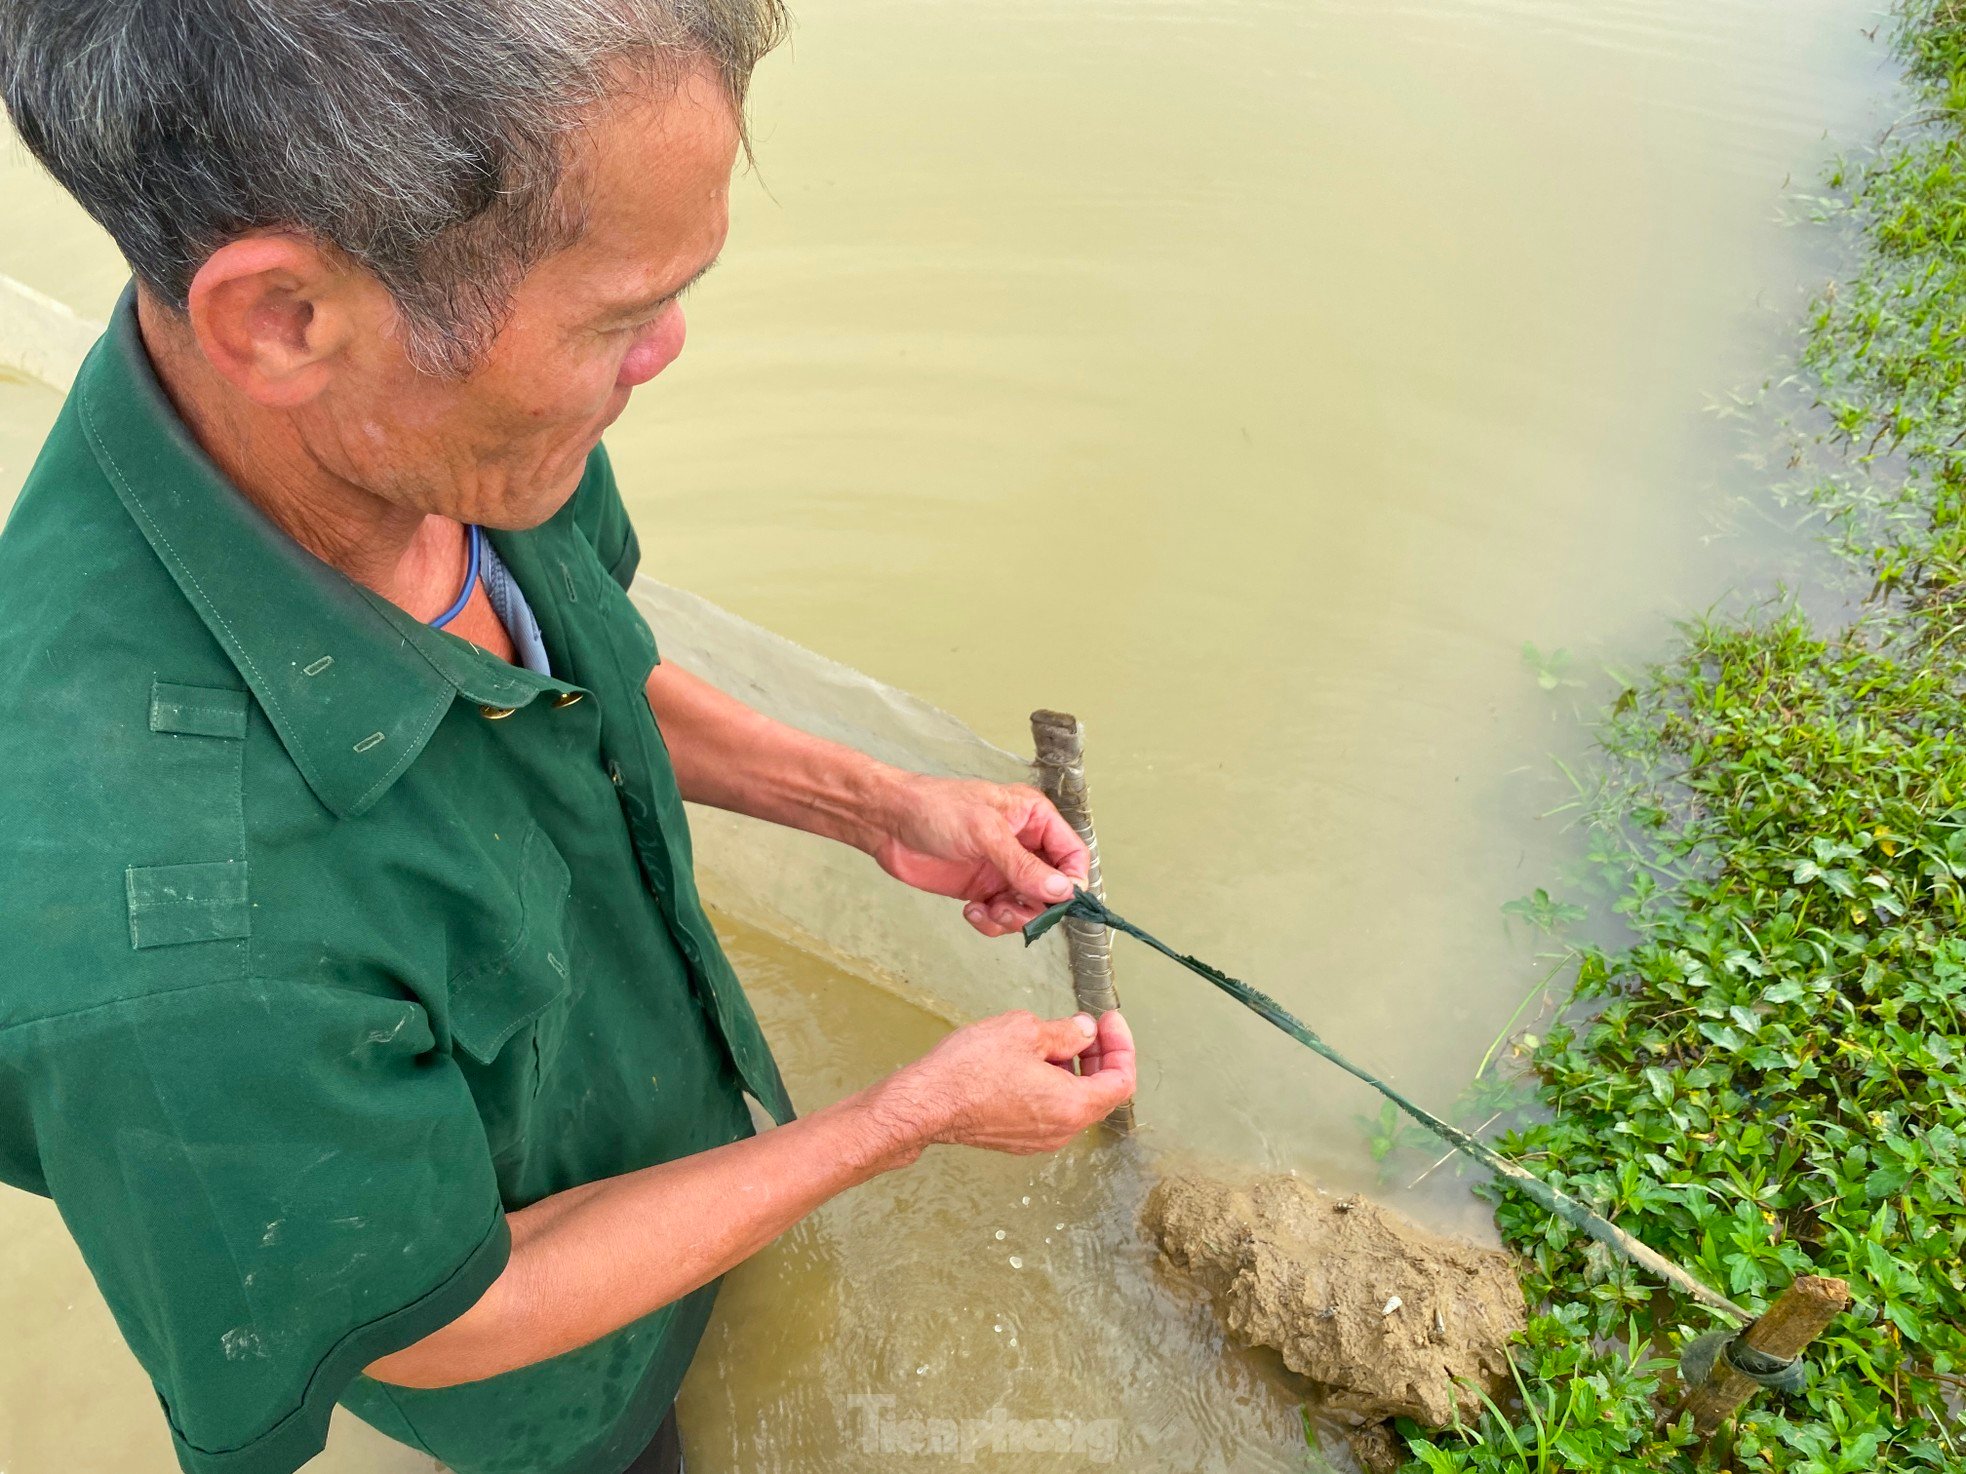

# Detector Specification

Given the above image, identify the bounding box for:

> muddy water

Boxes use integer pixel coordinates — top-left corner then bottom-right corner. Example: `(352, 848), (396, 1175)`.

(0, 2), (1889, 1470)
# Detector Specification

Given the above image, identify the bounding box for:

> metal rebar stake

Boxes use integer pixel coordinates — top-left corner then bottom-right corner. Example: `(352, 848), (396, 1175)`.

(1030, 709), (1134, 1133)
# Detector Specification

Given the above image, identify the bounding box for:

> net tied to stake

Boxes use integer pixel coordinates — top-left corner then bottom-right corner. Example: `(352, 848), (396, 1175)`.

(1024, 887), (1757, 1325)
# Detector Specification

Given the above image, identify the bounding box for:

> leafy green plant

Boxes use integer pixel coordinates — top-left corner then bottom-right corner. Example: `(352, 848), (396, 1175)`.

(1521, 642), (1586, 692)
(1387, 5), (1966, 1469)
(1500, 888), (1588, 936)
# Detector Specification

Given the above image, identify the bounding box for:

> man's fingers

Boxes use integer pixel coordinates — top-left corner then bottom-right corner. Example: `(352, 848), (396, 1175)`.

(962, 903), (1016, 938)
(993, 899), (1034, 928)
(981, 822), (1075, 907)
(977, 894), (1044, 929)
(1091, 1010), (1134, 1080)
(1037, 1012), (1098, 1063)
(1078, 1062), (1136, 1115)
(1017, 798), (1090, 886)
(1071, 1009), (1130, 1087)
(1074, 1015), (1136, 1113)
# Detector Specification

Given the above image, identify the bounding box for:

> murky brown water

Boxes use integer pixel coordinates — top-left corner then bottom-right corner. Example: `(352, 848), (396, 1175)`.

(0, 1), (1892, 1469)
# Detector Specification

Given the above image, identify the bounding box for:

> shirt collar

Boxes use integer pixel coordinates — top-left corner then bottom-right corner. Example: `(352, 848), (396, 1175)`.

(75, 287), (564, 819)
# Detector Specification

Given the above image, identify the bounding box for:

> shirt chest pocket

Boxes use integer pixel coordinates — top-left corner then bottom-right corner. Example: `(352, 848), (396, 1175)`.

(447, 823), (576, 1160)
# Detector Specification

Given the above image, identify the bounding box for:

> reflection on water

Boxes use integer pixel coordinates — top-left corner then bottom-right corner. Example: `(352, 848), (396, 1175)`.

(600, 0), (1889, 1215)
(681, 929), (1309, 1472)
(0, 1), (1890, 1469)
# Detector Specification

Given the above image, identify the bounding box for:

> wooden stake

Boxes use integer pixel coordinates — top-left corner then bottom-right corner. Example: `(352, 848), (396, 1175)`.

(1030, 710), (1134, 1133)
(1677, 1275), (1850, 1440)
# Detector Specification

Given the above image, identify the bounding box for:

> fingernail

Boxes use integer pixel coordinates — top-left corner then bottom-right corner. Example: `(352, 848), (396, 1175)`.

(1075, 1013), (1095, 1035)
(965, 905), (984, 923)
(1044, 875), (1072, 900)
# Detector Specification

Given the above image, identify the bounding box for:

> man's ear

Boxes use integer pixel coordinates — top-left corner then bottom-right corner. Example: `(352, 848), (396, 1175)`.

(182, 234), (364, 408)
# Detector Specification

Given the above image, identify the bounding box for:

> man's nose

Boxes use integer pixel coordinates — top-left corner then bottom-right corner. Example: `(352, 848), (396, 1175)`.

(617, 303), (686, 389)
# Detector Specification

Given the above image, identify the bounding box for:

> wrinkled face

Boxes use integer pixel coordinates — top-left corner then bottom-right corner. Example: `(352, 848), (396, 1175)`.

(302, 66), (739, 528)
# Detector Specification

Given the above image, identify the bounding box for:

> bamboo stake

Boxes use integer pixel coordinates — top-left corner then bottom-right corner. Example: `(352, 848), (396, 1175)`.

(1677, 1275), (1850, 1440)
(1030, 710), (1134, 1133)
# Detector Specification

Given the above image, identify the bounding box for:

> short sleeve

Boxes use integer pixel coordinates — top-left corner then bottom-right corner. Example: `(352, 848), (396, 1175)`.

(567, 444), (641, 591)
(23, 978), (509, 1474)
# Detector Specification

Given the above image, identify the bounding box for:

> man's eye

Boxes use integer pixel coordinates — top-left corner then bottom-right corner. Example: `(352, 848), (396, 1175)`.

(614, 301), (674, 334)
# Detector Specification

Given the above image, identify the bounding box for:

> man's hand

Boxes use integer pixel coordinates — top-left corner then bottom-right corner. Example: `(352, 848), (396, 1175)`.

(867, 774), (1091, 937)
(643, 669), (1119, 1082)
(644, 663), (1090, 935)
(875, 1009), (1136, 1154)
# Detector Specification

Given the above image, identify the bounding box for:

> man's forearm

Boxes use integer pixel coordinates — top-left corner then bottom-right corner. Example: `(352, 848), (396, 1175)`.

(366, 1079), (928, 1389)
(644, 659), (904, 851)
(645, 658), (1088, 936)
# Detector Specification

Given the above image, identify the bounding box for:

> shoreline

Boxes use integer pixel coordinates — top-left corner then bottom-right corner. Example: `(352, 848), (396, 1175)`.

(1401, 4), (1966, 1468)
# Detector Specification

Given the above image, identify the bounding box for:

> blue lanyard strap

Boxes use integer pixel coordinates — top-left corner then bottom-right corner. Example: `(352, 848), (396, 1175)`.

(428, 524), (482, 630)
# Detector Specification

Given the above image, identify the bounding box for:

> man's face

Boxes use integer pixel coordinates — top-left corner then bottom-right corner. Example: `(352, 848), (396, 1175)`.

(304, 66), (740, 528)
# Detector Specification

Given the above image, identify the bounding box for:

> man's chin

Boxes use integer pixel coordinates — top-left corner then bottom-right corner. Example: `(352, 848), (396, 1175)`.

(485, 453), (599, 532)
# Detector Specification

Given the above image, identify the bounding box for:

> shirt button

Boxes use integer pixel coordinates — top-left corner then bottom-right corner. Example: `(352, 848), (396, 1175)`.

(479, 704), (517, 720)
(551, 691), (585, 709)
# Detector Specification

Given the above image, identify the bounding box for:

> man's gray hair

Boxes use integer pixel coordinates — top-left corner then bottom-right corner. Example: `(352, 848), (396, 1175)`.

(0, 0), (786, 374)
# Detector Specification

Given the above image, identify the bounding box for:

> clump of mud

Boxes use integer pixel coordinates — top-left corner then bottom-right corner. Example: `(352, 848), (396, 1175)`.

(1144, 1172), (1525, 1430)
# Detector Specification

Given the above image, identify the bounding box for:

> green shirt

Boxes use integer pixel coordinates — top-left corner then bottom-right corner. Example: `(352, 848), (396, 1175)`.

(0, 293), (795, 1474)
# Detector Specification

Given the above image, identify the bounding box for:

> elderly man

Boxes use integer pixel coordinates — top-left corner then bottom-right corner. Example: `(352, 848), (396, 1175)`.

(0, 4), (1136, 1473)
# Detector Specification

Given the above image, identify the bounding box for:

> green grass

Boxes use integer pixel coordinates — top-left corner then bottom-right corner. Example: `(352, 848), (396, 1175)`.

(1391, 6), (1966, 1469)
